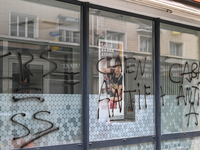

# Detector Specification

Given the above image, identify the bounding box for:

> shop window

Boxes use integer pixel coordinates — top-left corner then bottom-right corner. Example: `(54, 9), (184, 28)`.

(169, 42), (183, 56)
(139, 36), (152, 52)
(89, 8), (154, 142)
(10, 12), (37, 38)
(59, 29), (80, 43)
(1, 1), (82, 149)
(161, 23), (200, 134)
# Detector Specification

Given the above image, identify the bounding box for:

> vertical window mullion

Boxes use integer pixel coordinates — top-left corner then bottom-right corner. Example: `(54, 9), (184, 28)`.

(81, 2), (89, 150)
(154, 18), (161, 150)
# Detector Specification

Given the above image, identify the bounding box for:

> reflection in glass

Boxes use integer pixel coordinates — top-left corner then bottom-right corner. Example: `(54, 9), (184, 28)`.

(89, 9), (154, 141)
(160, 23), (200, 134)
(162, 137), (200, 150)
(92, 142), (154, 150)
(0, 0), (81, 149)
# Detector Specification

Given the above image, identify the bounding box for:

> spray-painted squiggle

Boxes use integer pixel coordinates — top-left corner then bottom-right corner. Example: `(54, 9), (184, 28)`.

(33, 111), (54, 135)
(11, 113), (30, 140)
(12, 96), (44, 102)
(40, 50), (57, 77)
(0, 52), (13, 80)
(22, 52), (34, 76)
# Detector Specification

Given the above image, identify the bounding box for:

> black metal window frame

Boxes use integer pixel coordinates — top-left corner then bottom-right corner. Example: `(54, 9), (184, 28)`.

(13, 0), (200, 150)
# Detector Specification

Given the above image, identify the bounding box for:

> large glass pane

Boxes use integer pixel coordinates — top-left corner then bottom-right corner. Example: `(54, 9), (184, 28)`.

(160, 23), (200, 134)
(162, 137), (200, 150)
(0, 1), (81, 150)
(89, 9), (154, 141)
(1, 0), (80, 42)
(90, 142), (154, 150)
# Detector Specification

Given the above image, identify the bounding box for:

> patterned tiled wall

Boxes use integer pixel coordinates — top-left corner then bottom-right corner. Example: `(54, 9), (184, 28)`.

(0, 94), (81, 150)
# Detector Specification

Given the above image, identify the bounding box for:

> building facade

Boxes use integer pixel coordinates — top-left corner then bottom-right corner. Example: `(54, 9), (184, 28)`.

(1, 0), (200, 150)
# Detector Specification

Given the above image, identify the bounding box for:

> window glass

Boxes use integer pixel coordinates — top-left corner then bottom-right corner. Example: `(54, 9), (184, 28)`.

(89, 9), (154, 141)
(0, 1), (81, 150)
(162, 137), (200, 150)
(160, 23), (200, 134)
(0, 0), (80, 42)
(90, 142), (154, 150)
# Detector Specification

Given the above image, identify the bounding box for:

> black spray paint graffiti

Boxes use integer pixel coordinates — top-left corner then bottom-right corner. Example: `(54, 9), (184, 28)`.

(22, 52), (34, 76)
(2, 50), (83, 148)
(0, 49), (81, 148)
(17, 52), (24, 83)
(0, 50), (80, 92)
(169, 62), (200, 84)
(96, 56), (151, 118)
(160, 86), (165, 106)
(12, 96), (45, 102)
(0, 52), (14, 80)
(124, 57), (147, 80)
(17, 52), (34, 82)
(11, 113), (30, 140)
(96, 56), (123, 118)
(112, 88), (123, 116)
(33, 111), (54, 135)
(169, 61), (200, 126)
(11, 110), (59, 148)
(144, 85), (151, 108)
(40, 50), (57, 77)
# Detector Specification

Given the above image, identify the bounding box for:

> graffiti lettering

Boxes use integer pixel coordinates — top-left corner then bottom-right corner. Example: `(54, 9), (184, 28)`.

(96, 55), (152, 120)
(22, 52), (34, 76)
(124, 57), (136, 74)
(40, 50), (57, 77)
(144, 85), (150, 108)
(134, 57), (146, 80)
(169, 61), (200, 84)
(160, 86), (165, 106)
(12, 96), (44, 102)
(0, 52), (13, 80)
(124, 90), (136, 111)
(17, 53), (24, 82)
(33, 111), (54, 135)
(169, 61), (200, 126)
(11, 111), (59, 148)
(11, 113), (30, 140)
